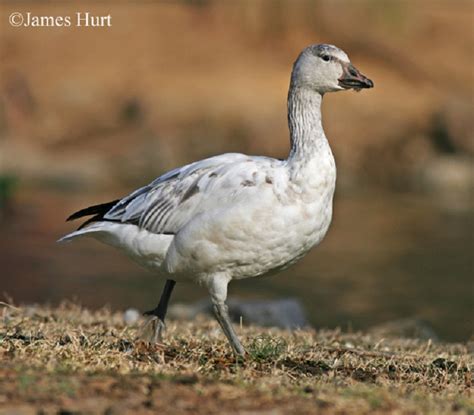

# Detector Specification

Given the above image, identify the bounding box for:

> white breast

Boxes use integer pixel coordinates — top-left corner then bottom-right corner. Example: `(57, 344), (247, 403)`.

(162, 158), (336, 282)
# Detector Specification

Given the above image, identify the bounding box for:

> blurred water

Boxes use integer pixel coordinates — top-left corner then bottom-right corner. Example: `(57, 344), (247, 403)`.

(1, 187), (472, 341)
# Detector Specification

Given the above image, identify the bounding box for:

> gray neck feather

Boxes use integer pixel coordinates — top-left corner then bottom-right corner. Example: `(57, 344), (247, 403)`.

(286, 86), (328, 167)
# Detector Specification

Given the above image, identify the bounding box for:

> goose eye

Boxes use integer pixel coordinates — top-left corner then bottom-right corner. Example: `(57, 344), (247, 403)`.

(321, 55), (330, 62)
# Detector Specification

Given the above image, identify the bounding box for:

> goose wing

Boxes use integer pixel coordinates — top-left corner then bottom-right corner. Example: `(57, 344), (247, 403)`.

(98, 153), (278, 235)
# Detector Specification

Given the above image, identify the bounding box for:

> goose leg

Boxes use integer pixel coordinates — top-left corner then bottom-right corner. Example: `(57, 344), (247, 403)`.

(140, 279), (176, 343)
(208, 275), (245, 356)
(213, 302), (245, 356)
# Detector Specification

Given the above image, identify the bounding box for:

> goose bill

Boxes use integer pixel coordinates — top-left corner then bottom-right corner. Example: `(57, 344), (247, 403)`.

(338, 64), (374, 91)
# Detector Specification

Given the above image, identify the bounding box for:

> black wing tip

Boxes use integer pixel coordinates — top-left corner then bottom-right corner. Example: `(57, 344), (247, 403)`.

(66, 211), (84, 222)
(65, 199), (120, 222)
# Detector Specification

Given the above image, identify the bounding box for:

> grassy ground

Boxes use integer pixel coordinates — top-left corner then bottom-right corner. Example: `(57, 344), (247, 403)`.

(0, 303), (472, 414)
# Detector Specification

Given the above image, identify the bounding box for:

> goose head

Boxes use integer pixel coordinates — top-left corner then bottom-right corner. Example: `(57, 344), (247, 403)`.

(290, 44), (373, 94)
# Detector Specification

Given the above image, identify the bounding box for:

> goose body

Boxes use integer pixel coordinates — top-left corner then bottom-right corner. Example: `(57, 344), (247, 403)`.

(60, 44), (373, 355)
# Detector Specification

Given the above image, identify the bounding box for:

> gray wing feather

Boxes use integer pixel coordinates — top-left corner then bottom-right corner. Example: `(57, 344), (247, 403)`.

(104, 153), (250, 234)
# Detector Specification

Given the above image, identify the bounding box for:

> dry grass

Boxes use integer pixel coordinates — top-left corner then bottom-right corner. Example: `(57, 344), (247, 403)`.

(0, 303), (472, 414)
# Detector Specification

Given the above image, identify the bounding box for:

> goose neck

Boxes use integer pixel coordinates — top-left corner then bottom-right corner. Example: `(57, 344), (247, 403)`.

(287, 86), (328, 166)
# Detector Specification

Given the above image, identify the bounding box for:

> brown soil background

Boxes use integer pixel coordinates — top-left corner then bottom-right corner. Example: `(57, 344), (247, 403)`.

(0, 0), (472, 189)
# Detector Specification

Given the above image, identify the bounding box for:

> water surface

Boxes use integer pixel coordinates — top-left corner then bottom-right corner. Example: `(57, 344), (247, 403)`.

(1, 187), (471, 341)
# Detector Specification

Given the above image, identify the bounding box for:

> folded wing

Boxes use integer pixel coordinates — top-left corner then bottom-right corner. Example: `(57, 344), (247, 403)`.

(68, 153), (278, 235)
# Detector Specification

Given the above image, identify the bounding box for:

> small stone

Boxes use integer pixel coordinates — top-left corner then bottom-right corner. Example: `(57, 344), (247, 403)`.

(169, 298), (309, 330)
(123, 308), (140, 326)
(227, 298), (309, 329)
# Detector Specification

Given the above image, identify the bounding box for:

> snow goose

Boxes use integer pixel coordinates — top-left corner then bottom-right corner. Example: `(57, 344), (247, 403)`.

(59, 44), (373, 356)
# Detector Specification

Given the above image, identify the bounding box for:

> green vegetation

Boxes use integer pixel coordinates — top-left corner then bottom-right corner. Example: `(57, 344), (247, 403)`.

(0, 303), (472, 414)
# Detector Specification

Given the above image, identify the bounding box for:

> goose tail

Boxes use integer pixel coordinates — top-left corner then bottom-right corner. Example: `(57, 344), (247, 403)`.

(57, 222), (109, 243)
